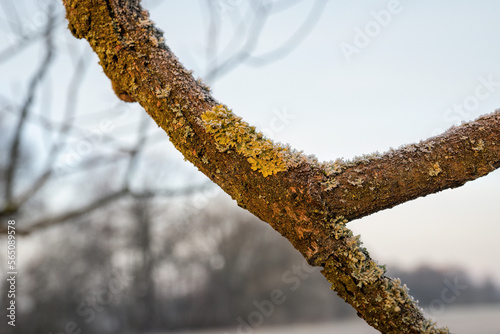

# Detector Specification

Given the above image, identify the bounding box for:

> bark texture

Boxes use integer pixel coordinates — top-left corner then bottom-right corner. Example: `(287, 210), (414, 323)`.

(61, 0), (500, 333)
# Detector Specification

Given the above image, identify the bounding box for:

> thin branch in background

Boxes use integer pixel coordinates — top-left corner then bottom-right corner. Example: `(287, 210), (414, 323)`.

(205, 2), (270, 82)
(3, 188), (130, 236)
(2, 103), (130, 147)
(123, 114), (151, 189)
(204, 0), (221, 73)
(0, 180), (214, 236)
(267, 0), (304, 14)
(129, 180), (215, 199)
(0, 1), (65, 65)
(204, 0), (327, 82)
(4, 8), (55, 209)
(65, 154), (130, 175)
(247, 0), (328, 66)
(15, 49), (90, 207)
(0, 0), (22, 37)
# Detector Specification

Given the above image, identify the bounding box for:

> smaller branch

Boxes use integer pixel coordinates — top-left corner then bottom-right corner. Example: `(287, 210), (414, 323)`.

(321, 110), (500, 222)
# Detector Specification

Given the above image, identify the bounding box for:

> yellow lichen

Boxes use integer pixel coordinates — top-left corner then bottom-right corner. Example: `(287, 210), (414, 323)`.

(155, 85), (171, 98)
(201, 105), (288, 177)
(428, 162), (442, 176)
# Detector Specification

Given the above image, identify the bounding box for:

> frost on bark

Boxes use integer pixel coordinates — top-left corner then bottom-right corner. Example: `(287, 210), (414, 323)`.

(61, 0), (500, 333)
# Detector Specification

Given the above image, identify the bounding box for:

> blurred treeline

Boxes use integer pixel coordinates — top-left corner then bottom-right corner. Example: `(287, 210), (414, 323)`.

(1, 196), (356, 334)
(1, 196), (499, 334)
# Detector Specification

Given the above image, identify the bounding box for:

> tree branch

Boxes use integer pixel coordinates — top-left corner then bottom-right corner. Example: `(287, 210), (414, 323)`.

(320, 113), (500, 222)
(60, 0), (499, 332)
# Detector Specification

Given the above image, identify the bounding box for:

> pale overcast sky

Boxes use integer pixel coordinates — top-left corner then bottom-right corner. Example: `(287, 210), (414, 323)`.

(1, 0), (499, 284)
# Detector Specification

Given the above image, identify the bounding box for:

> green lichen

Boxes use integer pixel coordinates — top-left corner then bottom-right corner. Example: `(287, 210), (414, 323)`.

(323, 178), (340, 190)
(326, 216), (385, 286)
(201, 105), (289, 177)
(382, 277), (415, 312)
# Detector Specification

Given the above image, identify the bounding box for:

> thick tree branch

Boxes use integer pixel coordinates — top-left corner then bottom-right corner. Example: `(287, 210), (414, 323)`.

(60, 0), (499, 332)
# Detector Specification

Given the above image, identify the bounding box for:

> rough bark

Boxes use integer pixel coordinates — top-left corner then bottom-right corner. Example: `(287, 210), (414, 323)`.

(61, 0), (500, 333)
